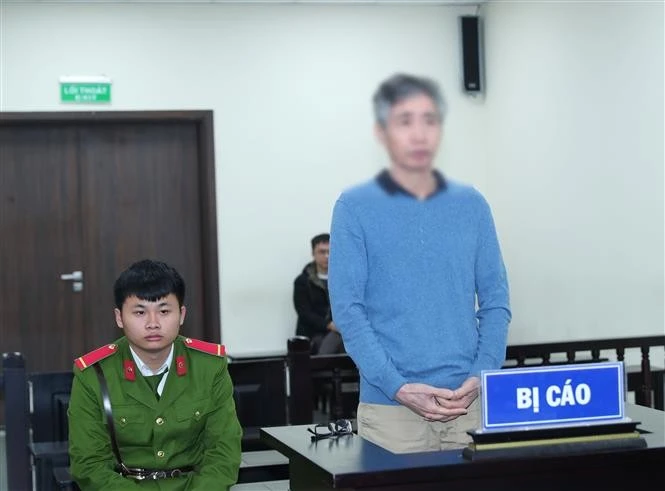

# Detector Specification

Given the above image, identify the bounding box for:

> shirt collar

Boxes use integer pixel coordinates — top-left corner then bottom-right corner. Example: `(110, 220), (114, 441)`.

(376, 168), (447, 198)
(129, 343), (174, 376)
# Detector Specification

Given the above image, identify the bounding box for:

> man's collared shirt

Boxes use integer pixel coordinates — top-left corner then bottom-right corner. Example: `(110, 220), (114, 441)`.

(129, 344), (173, 396)
(376, 169), (447, 199)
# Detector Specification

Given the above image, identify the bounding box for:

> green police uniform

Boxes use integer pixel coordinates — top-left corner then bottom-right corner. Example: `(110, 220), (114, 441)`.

(68, 335), (242, 490)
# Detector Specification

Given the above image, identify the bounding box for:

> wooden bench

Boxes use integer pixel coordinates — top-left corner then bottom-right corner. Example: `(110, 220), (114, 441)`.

(231, 479), (289, 490)
(53, 465), (74, 490)
(227, 356), (288, 451)
(287, 336), (360, 424)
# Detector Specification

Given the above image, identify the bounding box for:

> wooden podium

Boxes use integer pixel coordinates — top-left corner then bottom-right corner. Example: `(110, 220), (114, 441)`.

(260, 404), (665, 491)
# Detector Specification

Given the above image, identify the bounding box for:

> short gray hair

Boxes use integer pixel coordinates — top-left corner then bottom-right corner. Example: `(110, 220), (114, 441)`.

(372, 73), (447, 127)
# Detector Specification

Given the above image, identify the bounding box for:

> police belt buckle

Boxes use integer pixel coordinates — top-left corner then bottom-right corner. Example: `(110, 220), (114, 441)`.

(118, 465), (192, 480)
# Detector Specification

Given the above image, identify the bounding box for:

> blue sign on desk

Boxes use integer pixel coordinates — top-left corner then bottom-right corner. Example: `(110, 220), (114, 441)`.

(481, 362), (625, 430)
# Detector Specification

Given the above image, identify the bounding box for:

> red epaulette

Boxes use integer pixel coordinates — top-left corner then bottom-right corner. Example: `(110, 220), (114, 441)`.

(183, 337), (226, 357)
(74, 343), (119, 371)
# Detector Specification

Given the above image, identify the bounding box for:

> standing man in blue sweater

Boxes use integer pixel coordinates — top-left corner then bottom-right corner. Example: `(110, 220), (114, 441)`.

(328, 73), (511, 453)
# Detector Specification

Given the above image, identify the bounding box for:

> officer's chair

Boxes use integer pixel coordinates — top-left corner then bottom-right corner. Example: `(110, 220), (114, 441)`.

(1, 352), (74, 491)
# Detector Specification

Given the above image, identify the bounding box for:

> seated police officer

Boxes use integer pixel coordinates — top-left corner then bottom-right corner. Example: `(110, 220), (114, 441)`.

(68, 259), (242, 490)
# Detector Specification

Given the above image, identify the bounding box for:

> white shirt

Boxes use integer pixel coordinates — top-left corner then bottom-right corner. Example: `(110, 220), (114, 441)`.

(129, 344), (173, 396)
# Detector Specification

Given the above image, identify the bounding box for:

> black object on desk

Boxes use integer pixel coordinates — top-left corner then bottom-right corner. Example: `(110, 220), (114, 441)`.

(463, 419), (646, 461)
(261, 404), (665, 491)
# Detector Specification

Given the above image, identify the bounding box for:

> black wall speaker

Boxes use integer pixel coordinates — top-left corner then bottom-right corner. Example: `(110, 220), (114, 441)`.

(460, 15), (483, 93)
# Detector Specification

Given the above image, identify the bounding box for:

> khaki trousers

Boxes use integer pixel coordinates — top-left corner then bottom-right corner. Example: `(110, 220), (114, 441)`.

(357, 398), (480, 454)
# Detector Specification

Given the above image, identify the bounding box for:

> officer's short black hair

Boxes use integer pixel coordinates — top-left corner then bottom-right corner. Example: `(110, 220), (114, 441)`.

(114, 259), (186, 309)
(311, 233), (330, 251)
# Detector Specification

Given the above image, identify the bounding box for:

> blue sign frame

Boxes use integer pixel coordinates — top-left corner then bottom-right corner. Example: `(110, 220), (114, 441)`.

(481, 362), (625, 431)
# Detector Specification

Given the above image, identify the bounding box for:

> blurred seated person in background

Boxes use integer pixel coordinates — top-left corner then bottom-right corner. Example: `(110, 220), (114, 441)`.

(294, 233), (345, 354)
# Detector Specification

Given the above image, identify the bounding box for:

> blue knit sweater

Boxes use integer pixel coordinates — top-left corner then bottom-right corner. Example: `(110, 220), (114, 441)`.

(328, 173), (511, 405)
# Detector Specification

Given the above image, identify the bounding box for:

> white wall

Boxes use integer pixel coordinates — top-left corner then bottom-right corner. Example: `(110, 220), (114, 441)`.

(1, 1), (662, 356)
(482, 1), (664, 345)
(0, 1), (486, 355)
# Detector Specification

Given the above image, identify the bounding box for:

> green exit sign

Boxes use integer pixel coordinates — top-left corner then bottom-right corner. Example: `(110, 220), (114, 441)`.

(60, 76), (112, 104)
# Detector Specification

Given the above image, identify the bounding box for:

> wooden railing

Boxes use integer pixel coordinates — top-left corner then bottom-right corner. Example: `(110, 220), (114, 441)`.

(288, 335), (665, 422)
(505, 336), (665, 408)
(288, 336), (358, 424)
(2, 335), (663, 488)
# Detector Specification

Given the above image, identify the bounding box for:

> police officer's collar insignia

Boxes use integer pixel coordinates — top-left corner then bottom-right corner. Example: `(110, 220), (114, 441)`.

(176, 355), (187, 376)
(184, 337), (226, 357)
(124, 359), (136, 381)
(74, 343), (118, 371)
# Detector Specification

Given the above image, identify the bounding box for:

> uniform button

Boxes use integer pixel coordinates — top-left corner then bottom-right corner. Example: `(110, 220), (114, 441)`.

(194, 411), (201, 418)
(119, 417), (127, 425)
(157, 450), (165, 458)
(155, 417), (164, 425)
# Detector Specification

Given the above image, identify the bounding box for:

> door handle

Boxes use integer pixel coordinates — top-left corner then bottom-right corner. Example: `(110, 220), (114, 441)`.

(60, 271), (83, 281)
(61, 270), (84, 292)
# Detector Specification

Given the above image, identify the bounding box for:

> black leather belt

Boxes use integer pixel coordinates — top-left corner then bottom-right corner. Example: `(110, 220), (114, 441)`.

(116, 465), (194, 480)
(93, 364), (193, 481)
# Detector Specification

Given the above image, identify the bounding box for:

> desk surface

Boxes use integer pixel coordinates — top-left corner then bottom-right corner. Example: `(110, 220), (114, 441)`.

(261, 404), (665, 490)
(227, 350), (287, 362)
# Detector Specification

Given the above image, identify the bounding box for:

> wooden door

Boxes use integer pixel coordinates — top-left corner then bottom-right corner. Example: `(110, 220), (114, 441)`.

(0, 111), (219, 375)
(77, 122), (206, 348)
(0, 124), (87, 371)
